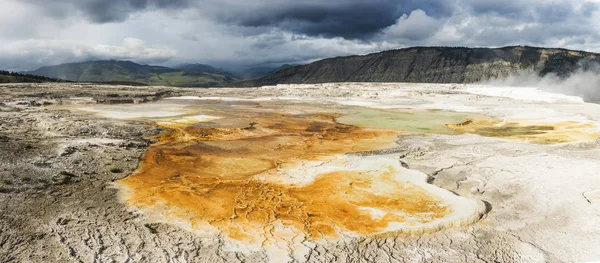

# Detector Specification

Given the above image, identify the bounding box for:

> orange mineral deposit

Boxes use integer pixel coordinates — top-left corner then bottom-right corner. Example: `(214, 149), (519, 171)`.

(118, 106), (455, 244)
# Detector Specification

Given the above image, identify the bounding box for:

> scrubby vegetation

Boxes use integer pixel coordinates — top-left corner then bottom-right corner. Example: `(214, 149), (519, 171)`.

(0, 70), (68, 83)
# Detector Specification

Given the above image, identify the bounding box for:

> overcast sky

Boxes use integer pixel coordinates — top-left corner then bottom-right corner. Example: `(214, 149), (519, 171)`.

(1, 0), (599, 71)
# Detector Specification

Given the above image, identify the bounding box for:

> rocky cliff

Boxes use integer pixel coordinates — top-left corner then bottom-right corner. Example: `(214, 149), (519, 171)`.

(237, 46), (600, 86)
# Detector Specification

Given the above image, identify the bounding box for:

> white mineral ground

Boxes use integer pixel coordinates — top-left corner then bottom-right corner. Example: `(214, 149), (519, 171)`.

(73, 83), (600, 262)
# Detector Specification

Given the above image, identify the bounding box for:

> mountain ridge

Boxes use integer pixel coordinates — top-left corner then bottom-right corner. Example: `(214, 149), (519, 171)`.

(234, 46), (600, 87)
(26, 60), (236, 87)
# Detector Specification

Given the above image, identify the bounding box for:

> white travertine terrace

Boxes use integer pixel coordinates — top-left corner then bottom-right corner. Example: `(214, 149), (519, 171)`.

(74, 83), (600, 262)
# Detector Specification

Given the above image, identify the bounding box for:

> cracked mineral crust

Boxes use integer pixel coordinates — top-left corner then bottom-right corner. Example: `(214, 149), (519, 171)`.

(1, 82), (600, 263)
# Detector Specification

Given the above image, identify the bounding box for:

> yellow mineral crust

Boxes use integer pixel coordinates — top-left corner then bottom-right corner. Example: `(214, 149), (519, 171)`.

(117, 107), (485, 249)
(446, 118), (600, 144)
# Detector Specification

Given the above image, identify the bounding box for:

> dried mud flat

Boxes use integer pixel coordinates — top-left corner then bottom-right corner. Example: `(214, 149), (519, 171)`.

(1, 82), (600, 263)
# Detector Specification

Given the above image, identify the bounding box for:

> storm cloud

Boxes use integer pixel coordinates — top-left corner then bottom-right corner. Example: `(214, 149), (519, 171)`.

(1, 0), (600, 71)
(202, 0), (453, 39)
(20, 0), (191, 23)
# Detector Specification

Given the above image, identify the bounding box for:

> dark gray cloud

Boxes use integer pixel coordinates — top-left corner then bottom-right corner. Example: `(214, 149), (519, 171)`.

(21, 0), (455, 38)
(79, 0), (150, 23)
(23, 0), (190, 23)
(2, 0), (600, 71)
(209, 0), (453, 39)
(24, 0), (599, 42)
(16, 0), (600, 41)
(454, 0), (599, 47)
